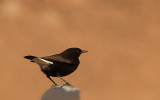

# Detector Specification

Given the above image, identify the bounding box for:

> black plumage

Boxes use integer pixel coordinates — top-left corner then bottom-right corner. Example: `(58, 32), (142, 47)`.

(24, 48), (87, 86)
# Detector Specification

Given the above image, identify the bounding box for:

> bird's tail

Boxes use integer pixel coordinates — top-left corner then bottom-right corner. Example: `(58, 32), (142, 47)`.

(24, 55), (37, 60)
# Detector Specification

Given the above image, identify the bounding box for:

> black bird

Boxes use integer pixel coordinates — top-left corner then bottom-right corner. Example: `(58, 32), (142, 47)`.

(24, 48), (88, 86)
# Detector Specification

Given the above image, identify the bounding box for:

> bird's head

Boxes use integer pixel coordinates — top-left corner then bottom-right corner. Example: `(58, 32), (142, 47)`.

(61, 48), (88, 58)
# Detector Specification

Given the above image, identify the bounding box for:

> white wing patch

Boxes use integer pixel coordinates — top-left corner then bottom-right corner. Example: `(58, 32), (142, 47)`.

(32, 57), (53, 65)
(38, 58), (53, 64)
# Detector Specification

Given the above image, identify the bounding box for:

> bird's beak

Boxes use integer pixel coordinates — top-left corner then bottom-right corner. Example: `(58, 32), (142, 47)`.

(82, 50), (88, 53)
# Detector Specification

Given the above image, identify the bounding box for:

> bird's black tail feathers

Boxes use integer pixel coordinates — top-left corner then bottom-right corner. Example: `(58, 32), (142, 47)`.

(24, 55), (37, 60)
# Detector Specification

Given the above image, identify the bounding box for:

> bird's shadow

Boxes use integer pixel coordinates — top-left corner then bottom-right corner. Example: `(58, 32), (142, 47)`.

(41, 86), (80, 100)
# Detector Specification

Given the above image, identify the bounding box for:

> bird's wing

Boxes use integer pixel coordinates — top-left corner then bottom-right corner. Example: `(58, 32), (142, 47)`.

(32, 57), (54, 66)
(41, 55), (72, 64)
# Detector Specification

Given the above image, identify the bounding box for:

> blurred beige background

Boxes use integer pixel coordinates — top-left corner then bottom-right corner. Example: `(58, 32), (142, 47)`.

(0, 0), (160, 100)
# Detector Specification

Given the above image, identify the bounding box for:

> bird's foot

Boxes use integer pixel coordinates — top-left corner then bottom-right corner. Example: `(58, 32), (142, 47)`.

(60, 84), (67, 88)
(60, 83), (73, 88)
(51, 84), (59, 87)
(66, 82), (74, 87)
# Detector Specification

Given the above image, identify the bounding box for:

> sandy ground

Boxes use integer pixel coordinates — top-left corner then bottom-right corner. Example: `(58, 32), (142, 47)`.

(0, 0), (160, 100)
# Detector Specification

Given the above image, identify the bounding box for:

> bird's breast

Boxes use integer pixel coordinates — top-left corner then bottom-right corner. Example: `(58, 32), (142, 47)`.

(40, 59), (80, 77)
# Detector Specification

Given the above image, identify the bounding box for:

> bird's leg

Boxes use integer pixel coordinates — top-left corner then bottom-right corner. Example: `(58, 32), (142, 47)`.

(47, 76), (58, 86)
(58, 76), (73, 87)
